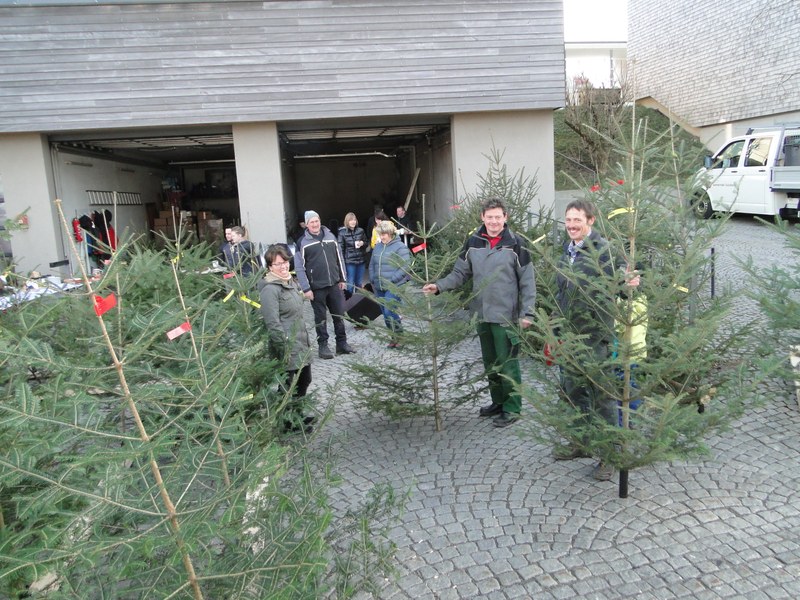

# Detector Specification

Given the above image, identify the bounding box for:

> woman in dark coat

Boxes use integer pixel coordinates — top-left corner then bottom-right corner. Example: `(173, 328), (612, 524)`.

(259, 244), (314, 433)
(337, 211), (368, 297)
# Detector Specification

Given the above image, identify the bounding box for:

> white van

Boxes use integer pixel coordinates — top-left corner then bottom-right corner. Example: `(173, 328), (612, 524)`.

(691, 125), (800, 219)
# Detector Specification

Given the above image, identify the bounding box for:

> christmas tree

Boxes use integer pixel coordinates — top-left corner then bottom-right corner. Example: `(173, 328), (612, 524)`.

(0, 205), (400, 598)
(346, 150), (552, 431)
(518, 114), (778, 496)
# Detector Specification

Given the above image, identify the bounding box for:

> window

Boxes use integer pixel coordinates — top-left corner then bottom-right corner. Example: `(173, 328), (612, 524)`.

(712, 140), (745, 169)
(744, 137), (771, 167)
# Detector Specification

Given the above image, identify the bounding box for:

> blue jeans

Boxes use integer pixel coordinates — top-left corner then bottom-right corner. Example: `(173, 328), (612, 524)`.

(345, 262), (365, 294)
(375, 288), (402, 332)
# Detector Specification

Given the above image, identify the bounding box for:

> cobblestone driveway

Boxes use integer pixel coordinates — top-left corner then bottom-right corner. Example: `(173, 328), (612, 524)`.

(311, 215), (800, 599)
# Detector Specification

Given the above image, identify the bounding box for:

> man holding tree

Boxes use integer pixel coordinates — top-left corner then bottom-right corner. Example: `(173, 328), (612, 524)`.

(422, 197), (536, 427)
(552, 199), (618, 480)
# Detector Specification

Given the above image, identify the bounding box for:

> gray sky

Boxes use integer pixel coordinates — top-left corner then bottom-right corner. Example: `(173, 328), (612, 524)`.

(563, 0), (627, 42)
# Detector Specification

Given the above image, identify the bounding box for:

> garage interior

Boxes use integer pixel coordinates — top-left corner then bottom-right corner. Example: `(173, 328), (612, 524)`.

(50, 118), (451, 241)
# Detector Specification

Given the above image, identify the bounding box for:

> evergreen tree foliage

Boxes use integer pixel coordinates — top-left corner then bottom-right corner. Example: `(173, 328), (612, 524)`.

(557, 79), (707, 188)
(444, 144), (547, 255)
(348, 150), (553, 431)
(741, 217), (800, 389)
(0, 213), (399, 598)
(346, 196), (485, 431)
(519, 115), (778, 495)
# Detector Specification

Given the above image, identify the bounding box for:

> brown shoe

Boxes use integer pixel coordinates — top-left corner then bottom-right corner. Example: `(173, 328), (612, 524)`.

(592, 461), (615, 481)
(552, 444), (591, 460)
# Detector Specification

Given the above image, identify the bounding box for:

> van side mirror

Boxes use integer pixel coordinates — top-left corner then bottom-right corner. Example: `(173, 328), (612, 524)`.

(703, 155), (714, 169)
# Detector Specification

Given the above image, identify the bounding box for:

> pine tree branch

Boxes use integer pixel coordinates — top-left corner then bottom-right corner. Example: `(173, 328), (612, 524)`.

(55, 199), (205, 600)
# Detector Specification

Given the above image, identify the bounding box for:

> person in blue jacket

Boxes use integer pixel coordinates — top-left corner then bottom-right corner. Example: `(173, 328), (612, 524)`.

(369, 220), (412, 348)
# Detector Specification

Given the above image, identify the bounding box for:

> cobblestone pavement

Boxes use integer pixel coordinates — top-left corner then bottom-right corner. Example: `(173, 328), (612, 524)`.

(308, 214), (800, 599)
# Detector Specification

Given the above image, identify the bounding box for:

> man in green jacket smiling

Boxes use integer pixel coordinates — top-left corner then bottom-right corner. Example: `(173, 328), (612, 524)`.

(423, 197), (536, 427)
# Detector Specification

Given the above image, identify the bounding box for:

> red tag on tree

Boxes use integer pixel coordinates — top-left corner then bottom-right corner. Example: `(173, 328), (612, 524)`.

(411, 242), (427, 254)
(93, 293), (117, 316)
(166, 321), (192, 340)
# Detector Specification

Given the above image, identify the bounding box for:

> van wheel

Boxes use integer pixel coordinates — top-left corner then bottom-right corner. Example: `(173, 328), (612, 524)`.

(691, 194), (713, 219)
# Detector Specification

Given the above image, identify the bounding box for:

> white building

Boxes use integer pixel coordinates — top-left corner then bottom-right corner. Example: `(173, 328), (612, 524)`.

(563, 0), (627, 95)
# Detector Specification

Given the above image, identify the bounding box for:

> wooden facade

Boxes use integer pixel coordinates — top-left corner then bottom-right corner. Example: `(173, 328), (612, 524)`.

(0, 0), (565, 133)
(629, 0), (800, 138)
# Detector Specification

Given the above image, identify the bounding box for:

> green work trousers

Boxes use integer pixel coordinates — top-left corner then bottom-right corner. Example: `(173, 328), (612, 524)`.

(477, 321), (522, 414)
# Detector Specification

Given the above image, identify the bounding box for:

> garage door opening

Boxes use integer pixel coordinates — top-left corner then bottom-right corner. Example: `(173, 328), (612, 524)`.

(49, 118), (452, 252)
(279, 122), (449, 241)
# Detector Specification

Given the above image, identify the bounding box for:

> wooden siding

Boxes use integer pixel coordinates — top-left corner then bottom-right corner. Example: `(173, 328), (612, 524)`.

(0, 0), (565, 133)
(628, 0), (800, 128)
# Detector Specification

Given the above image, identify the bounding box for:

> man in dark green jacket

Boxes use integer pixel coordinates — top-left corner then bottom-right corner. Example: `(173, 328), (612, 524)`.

(552, 199), (617, 480)
(423, 197), (536, 427)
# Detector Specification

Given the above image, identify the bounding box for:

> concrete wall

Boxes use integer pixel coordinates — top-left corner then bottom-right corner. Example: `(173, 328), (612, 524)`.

(232, 122), (285, 251)
(451, 110), (554, 215)
(0, 134), (61, 275)
(0, 133), (168, 275)
(52, 149), (162, 239)
(697, 110), (800, 153)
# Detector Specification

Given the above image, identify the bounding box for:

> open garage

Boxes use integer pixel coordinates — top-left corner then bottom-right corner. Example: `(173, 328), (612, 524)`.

(47, 118), (452, 255)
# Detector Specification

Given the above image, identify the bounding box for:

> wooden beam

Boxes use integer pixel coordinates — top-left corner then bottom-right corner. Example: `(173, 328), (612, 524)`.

(403, 168), (421, 210)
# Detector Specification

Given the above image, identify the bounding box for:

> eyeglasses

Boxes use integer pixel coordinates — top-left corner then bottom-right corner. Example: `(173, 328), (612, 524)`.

(271, 260), (290, 268)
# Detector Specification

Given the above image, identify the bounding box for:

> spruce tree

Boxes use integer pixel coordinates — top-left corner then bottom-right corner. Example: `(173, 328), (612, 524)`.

(345, 195), (484, 432)
(0, 203), (400, 598)
(741, 217), (800, 407)
(519, 114), (778, 497)
(346, 151), (552, 431)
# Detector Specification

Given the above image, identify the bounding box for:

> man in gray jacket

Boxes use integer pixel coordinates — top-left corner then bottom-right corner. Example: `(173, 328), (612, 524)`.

(423, 197), (536, 427)
(295, 210), (355, 359)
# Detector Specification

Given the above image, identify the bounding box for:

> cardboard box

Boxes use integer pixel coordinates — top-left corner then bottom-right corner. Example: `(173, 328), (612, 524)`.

(198, 219), (224, 243)
(203, 219), (223, 229)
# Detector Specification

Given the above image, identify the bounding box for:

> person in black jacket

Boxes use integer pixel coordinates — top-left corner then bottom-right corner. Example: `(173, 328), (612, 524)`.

(295, 210), (355, 359)
(223, 226), (257, 276)
(338, 212), (368, 298)
(394, 204), (413, 246)
(551, 199), (617, 481)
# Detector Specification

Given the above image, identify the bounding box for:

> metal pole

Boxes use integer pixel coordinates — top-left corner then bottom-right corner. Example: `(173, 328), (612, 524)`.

(619, 469), (629, 498)
(710, 247), (715, 298)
